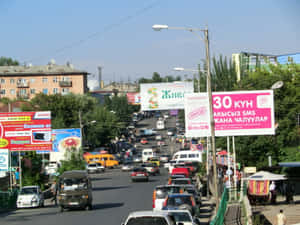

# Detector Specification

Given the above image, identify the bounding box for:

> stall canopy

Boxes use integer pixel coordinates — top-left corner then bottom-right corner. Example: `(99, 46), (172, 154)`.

(246, 171), (286, 181)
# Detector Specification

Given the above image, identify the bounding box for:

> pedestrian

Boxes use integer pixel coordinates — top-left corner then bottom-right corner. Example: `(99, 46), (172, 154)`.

(270, 181), (277, 204)
(276, 209), (287, 225)
(51, 180), (58, 206)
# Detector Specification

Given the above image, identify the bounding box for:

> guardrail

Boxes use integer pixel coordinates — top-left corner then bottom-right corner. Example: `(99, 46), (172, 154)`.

(0, 190), (18, 212)
(210, 187), (229, 225)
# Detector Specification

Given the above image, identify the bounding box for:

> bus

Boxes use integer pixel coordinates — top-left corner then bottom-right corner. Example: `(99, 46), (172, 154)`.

(156, 119), (165, 130)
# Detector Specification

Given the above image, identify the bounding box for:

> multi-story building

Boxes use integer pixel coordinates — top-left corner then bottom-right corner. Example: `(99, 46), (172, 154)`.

(0, 62), (88, 100)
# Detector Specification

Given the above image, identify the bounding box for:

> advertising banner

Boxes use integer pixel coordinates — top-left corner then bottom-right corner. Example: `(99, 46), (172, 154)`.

(126, 92), (141, 105)
(0, 111), (52, 151)
(0, 149), (9, 171)
(140, 82), (194, 111)
(185, 90), (275, 137)
(52, 128), (81, 152)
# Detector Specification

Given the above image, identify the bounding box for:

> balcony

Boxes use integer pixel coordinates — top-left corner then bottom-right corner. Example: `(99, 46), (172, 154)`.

(59, 81), (72, 87)
(17, 92), (29, 99)
(17, 82), (29, 88)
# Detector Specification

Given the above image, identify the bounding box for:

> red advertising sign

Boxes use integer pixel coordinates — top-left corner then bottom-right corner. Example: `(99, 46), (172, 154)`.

(0, 111), (52, 151)
(126, 92), (141, 105)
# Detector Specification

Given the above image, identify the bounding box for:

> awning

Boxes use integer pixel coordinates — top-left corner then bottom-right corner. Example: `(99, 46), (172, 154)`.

(245, 170), (286, 181)
(278, 162), (300, 167)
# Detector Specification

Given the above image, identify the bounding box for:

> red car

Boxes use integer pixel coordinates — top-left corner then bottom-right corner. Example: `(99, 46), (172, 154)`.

(131, 167), (149, 182)
(140, 138), (148, 145)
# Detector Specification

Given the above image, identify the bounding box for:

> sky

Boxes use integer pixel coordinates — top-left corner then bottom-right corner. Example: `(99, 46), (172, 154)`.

(0, 0), (299, 89)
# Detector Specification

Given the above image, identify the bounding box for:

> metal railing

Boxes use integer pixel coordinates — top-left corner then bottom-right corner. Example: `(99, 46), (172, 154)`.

(210, 187), (229, 225)
(0, 190), (18, 212)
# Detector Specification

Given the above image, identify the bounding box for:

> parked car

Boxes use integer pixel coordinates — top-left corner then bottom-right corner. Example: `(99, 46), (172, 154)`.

(122, 210), (176, 225)
(157, 140), (167, 146)
(122, 162), (134, 172)
(167, 209), (200, 225)
(133, 155), (142, 163)
(160, 154), (171, 163)
(169, 178), (192, 186)
(131, 167), (149, 182)
(17, 185), (44, 208)
(140, 138), (148, 145)
(148, 157), (161, 167)
(141, 163), (160, 175)
(156, 134), (163, 141)
(96, 163), (105, 172)
(162, 194), (199, 217)
(45, 162), (60, 175)
(182, 184), (202, 206)
(152, 185), (186, 210)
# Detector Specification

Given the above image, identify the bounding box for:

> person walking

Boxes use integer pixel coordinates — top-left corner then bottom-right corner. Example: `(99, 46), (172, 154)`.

(276, 209), (287, 225)
(51, 180), (58, 206)
(270, 181), (277, 204)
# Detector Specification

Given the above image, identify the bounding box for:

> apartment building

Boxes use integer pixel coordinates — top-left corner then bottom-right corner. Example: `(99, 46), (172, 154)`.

(0, 62), (89, 100)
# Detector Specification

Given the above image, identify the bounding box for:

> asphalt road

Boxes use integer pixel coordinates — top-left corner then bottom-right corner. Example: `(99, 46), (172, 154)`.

(0, 115), (180, 225)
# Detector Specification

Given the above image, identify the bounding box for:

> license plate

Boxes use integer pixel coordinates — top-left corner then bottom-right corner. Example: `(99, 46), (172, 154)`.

(137, 174), (144, 176)
(69, 202), (79, 205)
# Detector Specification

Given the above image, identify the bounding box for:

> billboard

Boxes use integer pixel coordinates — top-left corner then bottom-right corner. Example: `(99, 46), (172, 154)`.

(140, 82), (194, 111)
(185, 90), (275, 137)
(0, 111), (52, 151)
(126, 92), (141, 105)
(0, 149), (9, 171)
(52, 128), (81, 153)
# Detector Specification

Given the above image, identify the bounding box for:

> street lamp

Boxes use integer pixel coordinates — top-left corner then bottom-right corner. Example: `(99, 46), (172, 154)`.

(153, 24), (219, 208)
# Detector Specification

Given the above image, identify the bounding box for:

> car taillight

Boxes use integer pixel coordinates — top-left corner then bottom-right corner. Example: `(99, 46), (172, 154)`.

(151, 168), (155, 172)
(190, 196), (196, 207)
(163, 198), (168, 207)
(180, 189), (183, 194)
(152, 191), (156, 208)
(131, 172), (136, 176)
(168, 178), (171, 185)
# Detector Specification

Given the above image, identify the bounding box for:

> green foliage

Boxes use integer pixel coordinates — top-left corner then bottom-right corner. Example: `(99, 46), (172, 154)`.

(58, 149), (86, 175)
(0, 57), (19, 66)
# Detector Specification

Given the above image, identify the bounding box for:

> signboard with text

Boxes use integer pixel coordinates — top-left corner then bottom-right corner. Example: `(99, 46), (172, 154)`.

(140, 82), (194, 111)
(185, 90), (275, 137)
(126, 92), (141, 105)
(0, 149), (9, 171)
(0, 111), (52, 151)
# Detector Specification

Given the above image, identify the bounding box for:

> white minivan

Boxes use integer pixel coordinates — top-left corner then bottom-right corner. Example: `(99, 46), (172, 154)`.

(142, 149), (154, 163)
(172, 150), (202, 163)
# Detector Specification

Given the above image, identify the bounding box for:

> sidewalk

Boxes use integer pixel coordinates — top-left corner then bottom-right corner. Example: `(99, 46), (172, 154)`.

(199, 196), (216, 225)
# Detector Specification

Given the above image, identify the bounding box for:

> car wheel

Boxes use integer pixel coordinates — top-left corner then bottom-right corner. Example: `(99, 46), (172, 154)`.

(60, 206), (64, 212)
(86, 204), (93, 210)
(41, 201), (44, 207)
(131, 179), (135, 182)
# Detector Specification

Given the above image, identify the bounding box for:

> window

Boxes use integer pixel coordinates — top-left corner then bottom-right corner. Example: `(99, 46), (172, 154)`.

(20, 89), (27, 94)
(53, 77), (58, 83)
(0, 89), (5, 95)
(180, 154), (187, 159)
(30, 89), (35, 94)
(42, 77), (48, 83)
(10, 89), (15, 95)
(30, 78), (35, 83)
(62, 76), (70, 81)
(62, 88), (69, 94)
(10, 79), (15, 84)
(0, 79), (5, 84)
(188, 154), (196, 158)
(43, 88), (48, 94)
(53, 88), (59, 94)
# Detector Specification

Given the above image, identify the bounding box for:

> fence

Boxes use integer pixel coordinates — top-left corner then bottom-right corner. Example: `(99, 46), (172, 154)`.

(0, 190), (18, 212)
(210, 187), (229, 225)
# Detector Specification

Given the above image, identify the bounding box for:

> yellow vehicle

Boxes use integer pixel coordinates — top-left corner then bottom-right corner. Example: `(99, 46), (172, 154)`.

(84, 154), (119, 168)
(148, 157), (160, 167)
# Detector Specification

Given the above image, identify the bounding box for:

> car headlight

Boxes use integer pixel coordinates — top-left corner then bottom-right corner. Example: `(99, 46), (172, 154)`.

(31, 197), (38, 202)
(82, 195), (88, 199)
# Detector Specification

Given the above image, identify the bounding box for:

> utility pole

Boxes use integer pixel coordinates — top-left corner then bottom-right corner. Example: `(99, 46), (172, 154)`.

(205, 28), (219, 209)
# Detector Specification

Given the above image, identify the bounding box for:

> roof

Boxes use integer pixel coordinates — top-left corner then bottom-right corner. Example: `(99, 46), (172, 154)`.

(246, 171), (286, 181)
(60, 170), (88, 179)
(0, 64), (88, 76)
(167, 193), (192, 197)
(278, 162), (300, 167)
(128, 210), (168, 217)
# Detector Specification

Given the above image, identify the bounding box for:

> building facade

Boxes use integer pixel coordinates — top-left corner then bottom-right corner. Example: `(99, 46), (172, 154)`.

(0, 62), (88, 100)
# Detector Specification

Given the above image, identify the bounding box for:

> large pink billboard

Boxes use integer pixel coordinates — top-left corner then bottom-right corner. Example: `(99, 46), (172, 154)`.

(185, 90), (275, 137)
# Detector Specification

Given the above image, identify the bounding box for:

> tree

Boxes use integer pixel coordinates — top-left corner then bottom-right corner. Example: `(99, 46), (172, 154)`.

(0, 57), (19, 66)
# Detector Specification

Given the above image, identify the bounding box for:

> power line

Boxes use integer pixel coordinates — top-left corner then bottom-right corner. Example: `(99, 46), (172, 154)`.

(26, 0), (163, 63)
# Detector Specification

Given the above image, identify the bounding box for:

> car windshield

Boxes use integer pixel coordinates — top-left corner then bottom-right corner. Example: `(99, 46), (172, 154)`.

(20, 187), (38, 195)
(126, 217), (169, 225)
(168, 212), (192, 222)
(133, 168), (146, 172)
(156, 187), (182, 199)
(88, 164), (97, 168)
(60, 178), (88, 191)
(172, 180), (190, 185)
(167, 196), (192, 206)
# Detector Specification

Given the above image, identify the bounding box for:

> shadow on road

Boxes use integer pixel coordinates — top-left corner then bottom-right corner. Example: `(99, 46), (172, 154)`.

(92, 185), (130, 191)
(93, 202), (124, 210)
(90, 177), (112, 181)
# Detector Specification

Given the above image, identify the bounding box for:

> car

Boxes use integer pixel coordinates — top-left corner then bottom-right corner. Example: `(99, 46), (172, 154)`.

(157, 140), (167, 146)
(160, 154), (171, 163)
(141, 163), (160, 175)
(164, 114), (169, 119)
(167, 174), (187, 185)
(122, 210), (176, 225)
(96, 163), (105, 172)
(128, 122), (135, 129)
(148, 157), (161, 167)
(122, 162), (134, 172)
(167, 209), (200, 225)
(133, 155), (142, 163)
(167, 128), (176, 136)
(131, 167), (149, 182)
(140, 138), (148, 145)
(182, 184), (202, 206)
(86, 163), (98, 174)
(17, 185), (44, 208)
(169, 178), (192, 186)
(155, 134), (163, 141)
(162, 194), (199, 217)
(45, 162), (59, 175)
(152, 185), (186, 210)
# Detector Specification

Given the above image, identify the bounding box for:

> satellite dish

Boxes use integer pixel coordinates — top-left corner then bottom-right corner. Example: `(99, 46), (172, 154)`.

(271, 81), (283, 90)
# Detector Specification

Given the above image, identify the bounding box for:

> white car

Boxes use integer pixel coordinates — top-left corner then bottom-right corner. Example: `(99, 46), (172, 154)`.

(17, 186), (44, 208)
(121, 163), (134, 172)
(86, 163), (98, 173)
(155, 135), (162, 141)
(167, 209), (200, 225)
(96, 163), (105, 172)
(45, 162), (59, 175)
(122, 211), (176, 225)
